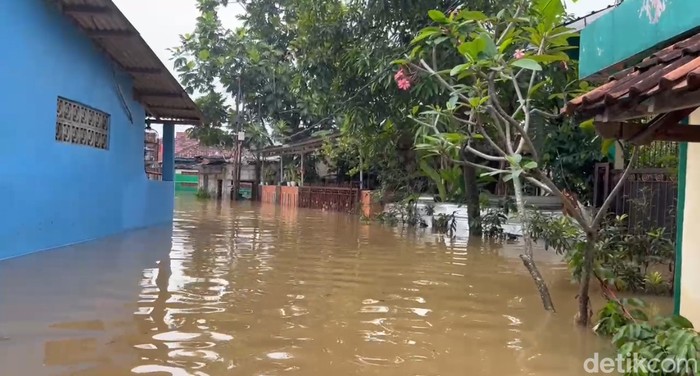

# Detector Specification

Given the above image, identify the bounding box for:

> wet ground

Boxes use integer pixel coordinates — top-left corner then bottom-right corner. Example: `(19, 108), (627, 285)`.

(0, 196), (671, 375)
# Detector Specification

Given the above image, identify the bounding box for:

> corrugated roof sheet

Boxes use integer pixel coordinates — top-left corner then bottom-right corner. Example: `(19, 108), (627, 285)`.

(51, 0), (202, 124)
(564, 31), (700, 120)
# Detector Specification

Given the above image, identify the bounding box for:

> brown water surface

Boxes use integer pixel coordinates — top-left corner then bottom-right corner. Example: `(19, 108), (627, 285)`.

(0, 197), (670, 375)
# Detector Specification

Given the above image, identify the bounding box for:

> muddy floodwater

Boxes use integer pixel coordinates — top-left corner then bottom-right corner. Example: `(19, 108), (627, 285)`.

(0, 196), (671, 375)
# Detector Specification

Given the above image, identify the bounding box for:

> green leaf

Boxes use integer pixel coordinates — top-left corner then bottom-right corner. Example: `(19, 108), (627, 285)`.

(479, 33), (498, 57)
(579, 118), (595, 132)
(391, 59), (409, 65)
(442, 132), (466, 144)
(411, 27), (440, 44)
(428, 10), (448, 23)
(511, 58), (542, 71)
(506, 153), (523, 165)
(498, 37), (514, 53)
(450, 63), (469, 76)
(671, 316), (695, 329)
(529, 81), (546, 96)
(524, 161), (538, 169)
(459, 38), (487, 60)
(458, 10), (488, 21)
(433, 36), (449, 45)
(447, 95), (459, 110)
(529, 53), (569, 63)
(420, 160), (447, 201)
(535, 0), (565, 28)
(503, 173), (513, 182)
(198, 49), (210, 60)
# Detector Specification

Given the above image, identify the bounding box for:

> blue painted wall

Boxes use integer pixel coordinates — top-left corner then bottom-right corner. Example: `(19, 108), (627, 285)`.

(0, 0), (174, 260)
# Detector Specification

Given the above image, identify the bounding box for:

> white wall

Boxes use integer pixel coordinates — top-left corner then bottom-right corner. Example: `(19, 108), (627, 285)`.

(680, 110), (700, 323)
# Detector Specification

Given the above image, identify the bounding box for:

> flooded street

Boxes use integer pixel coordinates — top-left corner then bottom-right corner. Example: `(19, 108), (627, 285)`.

(0, 196), (658, 375)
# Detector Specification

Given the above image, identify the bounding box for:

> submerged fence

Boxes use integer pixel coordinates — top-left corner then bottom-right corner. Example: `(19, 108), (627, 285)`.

(299, 186), (360, 213)
(257, 184), (362, 214)
(595, 163), (678, 235)
(612, 168), (678, 234)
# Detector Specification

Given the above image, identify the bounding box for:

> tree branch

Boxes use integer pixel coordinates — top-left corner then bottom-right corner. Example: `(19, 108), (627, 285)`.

(465, 145), (505, 161)
(485, 105), (511, 148)
(530, 170), (594, 234)
(523, 175), (553, 194)
(531, 108), (560, 119)
(592, 147), (639, 228)
(451, 157), (503, 173)
(476, 122), (508, 157)
(413, 60), (472, 104)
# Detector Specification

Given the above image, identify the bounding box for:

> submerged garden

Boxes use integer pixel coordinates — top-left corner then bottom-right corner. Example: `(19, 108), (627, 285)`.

(172, 0), (697, 374)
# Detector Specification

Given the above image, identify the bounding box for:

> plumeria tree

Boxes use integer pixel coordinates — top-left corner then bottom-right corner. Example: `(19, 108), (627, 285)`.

(401, 0), (638, 325)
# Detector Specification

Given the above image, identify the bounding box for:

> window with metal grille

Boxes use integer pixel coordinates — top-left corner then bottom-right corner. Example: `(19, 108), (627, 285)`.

(55, 97), (110, 150)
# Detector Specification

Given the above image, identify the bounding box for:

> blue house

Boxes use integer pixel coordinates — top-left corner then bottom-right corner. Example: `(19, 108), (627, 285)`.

(0, 0), (201, 260)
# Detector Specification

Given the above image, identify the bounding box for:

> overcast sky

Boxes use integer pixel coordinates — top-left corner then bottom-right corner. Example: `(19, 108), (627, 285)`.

(112, 0), (617, 133)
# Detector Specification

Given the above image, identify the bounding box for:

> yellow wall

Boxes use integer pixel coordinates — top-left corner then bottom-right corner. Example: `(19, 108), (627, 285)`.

(680, 110), (700, 323)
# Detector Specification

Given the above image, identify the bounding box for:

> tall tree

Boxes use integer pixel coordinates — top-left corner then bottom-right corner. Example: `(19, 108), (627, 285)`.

(406, 0), (636, 324)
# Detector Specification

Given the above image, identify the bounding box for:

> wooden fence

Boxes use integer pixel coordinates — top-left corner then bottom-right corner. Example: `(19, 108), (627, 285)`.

(595, 164), (678, 234)
(612, 168), (678, 234)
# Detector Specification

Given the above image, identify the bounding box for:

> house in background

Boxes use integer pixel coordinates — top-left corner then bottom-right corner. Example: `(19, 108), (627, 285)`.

(171, 131), (258, 197)
(0, 0), (201, 260)
(565, 0), (700, 324)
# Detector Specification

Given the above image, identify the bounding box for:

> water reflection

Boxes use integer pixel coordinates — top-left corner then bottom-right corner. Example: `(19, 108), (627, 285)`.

(0, 197), (673, 375)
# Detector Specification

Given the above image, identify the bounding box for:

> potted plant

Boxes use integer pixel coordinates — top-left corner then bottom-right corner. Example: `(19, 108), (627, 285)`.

(286, 165), (298, 186)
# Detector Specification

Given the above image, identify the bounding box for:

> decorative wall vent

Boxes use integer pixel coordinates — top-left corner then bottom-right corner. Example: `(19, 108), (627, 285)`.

(55, 97), (110, 150)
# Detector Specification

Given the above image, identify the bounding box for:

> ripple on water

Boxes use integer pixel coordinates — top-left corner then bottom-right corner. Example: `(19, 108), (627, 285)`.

(266, 351), (294, 360)
(0, 199), (646, 376)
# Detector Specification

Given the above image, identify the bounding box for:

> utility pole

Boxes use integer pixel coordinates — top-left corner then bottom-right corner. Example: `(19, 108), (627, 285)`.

(232, 75), (242, 200)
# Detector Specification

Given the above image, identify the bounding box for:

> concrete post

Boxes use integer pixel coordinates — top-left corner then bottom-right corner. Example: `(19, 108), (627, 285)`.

(300, 152), (305, 187)
(162, 123), (175, 182)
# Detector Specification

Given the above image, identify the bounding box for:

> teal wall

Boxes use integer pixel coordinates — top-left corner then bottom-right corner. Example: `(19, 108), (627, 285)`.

(176, 173), (199, 192)
(579, 0), (700, 78)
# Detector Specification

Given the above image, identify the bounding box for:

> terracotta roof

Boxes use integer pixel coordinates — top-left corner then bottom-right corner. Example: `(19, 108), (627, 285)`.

(564, 31), (700, 119)
(174, 132), (255, 162)
(51, 0), (202, 124)
(260, 133), (340, 157)
(175, 132), (227, 159)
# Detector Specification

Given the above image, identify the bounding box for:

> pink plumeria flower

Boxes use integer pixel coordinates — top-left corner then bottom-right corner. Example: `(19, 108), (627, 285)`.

(394, 68), (412, 91)
(513, 49), (526, 59)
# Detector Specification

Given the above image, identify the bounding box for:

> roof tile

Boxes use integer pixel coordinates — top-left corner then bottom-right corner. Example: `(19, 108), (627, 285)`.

(565, 31), (700, 119)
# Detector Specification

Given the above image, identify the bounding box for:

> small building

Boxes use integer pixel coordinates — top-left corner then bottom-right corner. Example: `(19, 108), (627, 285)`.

(0, 0), (201, 259)
(197, 156), (257, 200)
(566, 0), (700, 324)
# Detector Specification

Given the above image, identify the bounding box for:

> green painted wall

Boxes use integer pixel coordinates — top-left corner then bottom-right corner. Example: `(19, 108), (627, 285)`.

(579, 0), (700, 79)
(175, 173), (198, 192)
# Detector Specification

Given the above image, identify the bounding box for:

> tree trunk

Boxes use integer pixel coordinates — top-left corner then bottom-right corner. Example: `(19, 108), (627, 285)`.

(513, 175), (556, 312)
(463, 154), (482, 236)
(576, 235), (596, 326)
